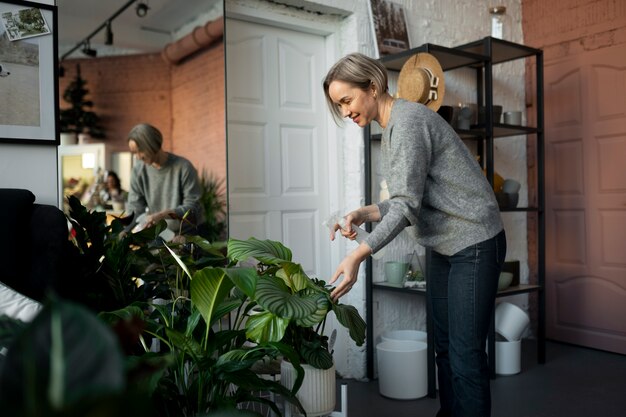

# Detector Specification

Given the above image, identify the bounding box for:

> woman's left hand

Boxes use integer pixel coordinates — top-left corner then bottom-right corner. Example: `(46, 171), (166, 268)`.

(329, 243), (372, 301)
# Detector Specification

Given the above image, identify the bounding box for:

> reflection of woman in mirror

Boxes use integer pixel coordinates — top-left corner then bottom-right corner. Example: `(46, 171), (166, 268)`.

(125, 123), (206, 237)
(100, 170), (126, 203)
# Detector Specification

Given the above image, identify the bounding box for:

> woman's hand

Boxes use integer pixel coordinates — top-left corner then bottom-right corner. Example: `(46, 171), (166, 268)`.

(329, 209), (367, 241)
(329, 243), (371, 301)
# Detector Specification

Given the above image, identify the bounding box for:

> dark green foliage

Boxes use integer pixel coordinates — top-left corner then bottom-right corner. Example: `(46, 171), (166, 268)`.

(59, 64), (105, 138)
(199, 170), (227, 242)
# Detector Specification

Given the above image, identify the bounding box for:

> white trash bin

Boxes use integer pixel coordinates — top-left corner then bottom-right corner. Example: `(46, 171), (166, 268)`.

(381, 329), (427, 344)
(495, 339), (522, 375)
(376, 340), (428, 400)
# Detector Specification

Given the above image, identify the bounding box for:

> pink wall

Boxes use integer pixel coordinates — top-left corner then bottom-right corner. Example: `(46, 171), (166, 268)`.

(522, 0), (626, 60)
(522, 0), (626, 294)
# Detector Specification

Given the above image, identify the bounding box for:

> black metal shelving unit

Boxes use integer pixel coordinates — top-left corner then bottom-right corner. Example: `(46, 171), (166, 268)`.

(364, 37), (545, 397)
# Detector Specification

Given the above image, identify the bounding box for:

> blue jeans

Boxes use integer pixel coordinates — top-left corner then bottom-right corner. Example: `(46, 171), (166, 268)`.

(427, 230), (506, 417)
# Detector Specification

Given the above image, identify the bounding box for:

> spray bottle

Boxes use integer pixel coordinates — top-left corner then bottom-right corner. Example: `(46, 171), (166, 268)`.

(323, 211), (386, 260)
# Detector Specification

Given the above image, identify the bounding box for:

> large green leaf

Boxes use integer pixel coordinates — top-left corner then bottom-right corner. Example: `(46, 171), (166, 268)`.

(300, 338), (334, 370)
(332, 303), (366, 346)
(191, 267), (234, 326)
(295, 291), (330, 328)
(0, 300), (125, 413)
(245, 311), (289, 344)
(255, 276), (318, 319)
(163, 327), (203, 358)
(276, 263), (312, 292)
(164, 242), (192, 280)
(227, 238), (292, 265)
(223, 266), (258, 299)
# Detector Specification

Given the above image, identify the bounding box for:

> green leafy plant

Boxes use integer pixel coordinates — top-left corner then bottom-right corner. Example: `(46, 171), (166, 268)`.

(0, 299), (157, 417)
(59, 63), (105, 138)
(227, 238), (367, 370)
(61, 195), (167, 312)
(1, 197), (364, 416)
(199, 170), (227, 242)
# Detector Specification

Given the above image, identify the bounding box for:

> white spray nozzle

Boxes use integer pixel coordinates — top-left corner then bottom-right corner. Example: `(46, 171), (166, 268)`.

(323, 211), (385, 259)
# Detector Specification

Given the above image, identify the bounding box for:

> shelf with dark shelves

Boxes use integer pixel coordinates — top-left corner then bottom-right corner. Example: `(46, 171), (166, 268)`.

(455, 36), (542, 65)
(373, 282), (540, 297)
(364, 37), (545, 395)
(380, 42), (488, 71)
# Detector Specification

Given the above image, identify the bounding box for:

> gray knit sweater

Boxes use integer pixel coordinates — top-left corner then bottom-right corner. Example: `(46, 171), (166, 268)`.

(364, 99), (503, 256)
(126, 153), (205, 232)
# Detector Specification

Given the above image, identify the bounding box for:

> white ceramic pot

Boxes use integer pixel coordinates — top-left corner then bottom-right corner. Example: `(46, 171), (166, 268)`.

(376, 340), (428, 399)
(381, 329), (427, 344)
(495, 339), (522, 375)
(280, 360), (335, 417)
(495, 302), (530, 341)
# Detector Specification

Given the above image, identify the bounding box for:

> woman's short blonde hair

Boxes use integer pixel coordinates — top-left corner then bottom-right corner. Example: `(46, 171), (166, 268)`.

(127, 123), (163, 157)
(323, 52), (388, 124)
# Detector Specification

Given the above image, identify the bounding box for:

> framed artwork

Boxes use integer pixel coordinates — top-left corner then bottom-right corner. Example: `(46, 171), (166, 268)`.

(369, 0), (411, 58)
(0, 0), (58, 145)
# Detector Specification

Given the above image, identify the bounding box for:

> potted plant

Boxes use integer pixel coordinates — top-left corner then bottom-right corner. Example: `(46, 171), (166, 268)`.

(198, 170), (227, 242)
(0, 208), (306, 416)
(1, 198), (365, 416)
(59, 63), (105, 145)
(226, 237), (366, 416)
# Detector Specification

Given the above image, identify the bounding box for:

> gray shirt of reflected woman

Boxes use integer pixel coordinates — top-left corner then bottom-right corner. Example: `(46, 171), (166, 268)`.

(365, 99), (503, 256)
(126, 153), (205, 234)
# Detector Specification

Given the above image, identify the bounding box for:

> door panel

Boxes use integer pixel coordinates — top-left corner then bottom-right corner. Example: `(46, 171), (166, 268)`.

(545, 44), (626, 354)
(226, 18), (330, 278)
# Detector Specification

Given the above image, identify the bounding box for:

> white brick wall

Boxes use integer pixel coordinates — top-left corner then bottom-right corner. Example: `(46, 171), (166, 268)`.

(226, 0), (528, 379)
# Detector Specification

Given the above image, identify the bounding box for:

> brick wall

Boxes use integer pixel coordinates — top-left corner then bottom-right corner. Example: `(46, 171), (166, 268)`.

(171, 43), (225, 180)
(59, 43), (226, 181)
(522, 0), (626, 61)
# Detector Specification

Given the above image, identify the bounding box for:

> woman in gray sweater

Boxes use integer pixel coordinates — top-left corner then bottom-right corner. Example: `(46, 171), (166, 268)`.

(323, 53), (506, 417)
(126, 123), (205, 237)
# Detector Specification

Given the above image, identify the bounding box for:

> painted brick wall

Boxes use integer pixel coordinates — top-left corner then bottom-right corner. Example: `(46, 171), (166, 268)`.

(523, 0), (626, 60)
(59, 54), (172, 154)
(171, 43), (226, 180)
(58, 43), (226, 182)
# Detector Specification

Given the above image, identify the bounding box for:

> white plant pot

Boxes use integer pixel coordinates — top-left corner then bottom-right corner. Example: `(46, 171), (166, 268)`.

(280, 360), (335, 417)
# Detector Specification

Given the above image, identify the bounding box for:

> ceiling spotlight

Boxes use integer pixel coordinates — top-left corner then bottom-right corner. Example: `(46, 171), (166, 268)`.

(82, 41), (97, 57)
(105, 21), (113, 45)
(135, 2), (149, 17)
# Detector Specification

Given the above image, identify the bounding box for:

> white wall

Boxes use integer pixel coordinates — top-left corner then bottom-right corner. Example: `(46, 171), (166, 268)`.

(232, 0), (528, 379)
(0, 0), (58, 206)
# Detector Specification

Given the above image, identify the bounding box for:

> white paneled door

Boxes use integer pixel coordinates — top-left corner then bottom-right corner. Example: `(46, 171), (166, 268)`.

(226, 18), (331, 280)
(544, 43), (626, 354)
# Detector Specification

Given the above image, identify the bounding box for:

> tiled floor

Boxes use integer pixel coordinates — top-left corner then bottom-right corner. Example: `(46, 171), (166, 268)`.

(334, 340), (626, 417)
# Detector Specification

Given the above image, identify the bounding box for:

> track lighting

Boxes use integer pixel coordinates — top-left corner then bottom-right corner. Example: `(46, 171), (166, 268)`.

(60, 0), (142, 61)
(135, 2), (149, 17)
(105, 21), (113, 46)
(82, 41), (97, 57)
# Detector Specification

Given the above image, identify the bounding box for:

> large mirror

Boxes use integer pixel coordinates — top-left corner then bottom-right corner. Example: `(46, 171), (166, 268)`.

(56, 0), (226, 238)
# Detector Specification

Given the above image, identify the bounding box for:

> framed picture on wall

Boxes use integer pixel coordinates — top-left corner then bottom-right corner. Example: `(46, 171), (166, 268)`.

(369, 0), (411, 58)
(0, 0), (58, 145)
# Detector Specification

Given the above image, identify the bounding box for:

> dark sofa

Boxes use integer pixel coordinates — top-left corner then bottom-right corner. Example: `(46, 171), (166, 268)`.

(0, 189), (69, 302)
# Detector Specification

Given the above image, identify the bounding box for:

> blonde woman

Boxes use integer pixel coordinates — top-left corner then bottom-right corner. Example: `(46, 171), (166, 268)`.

(323, 53), (506, 417)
